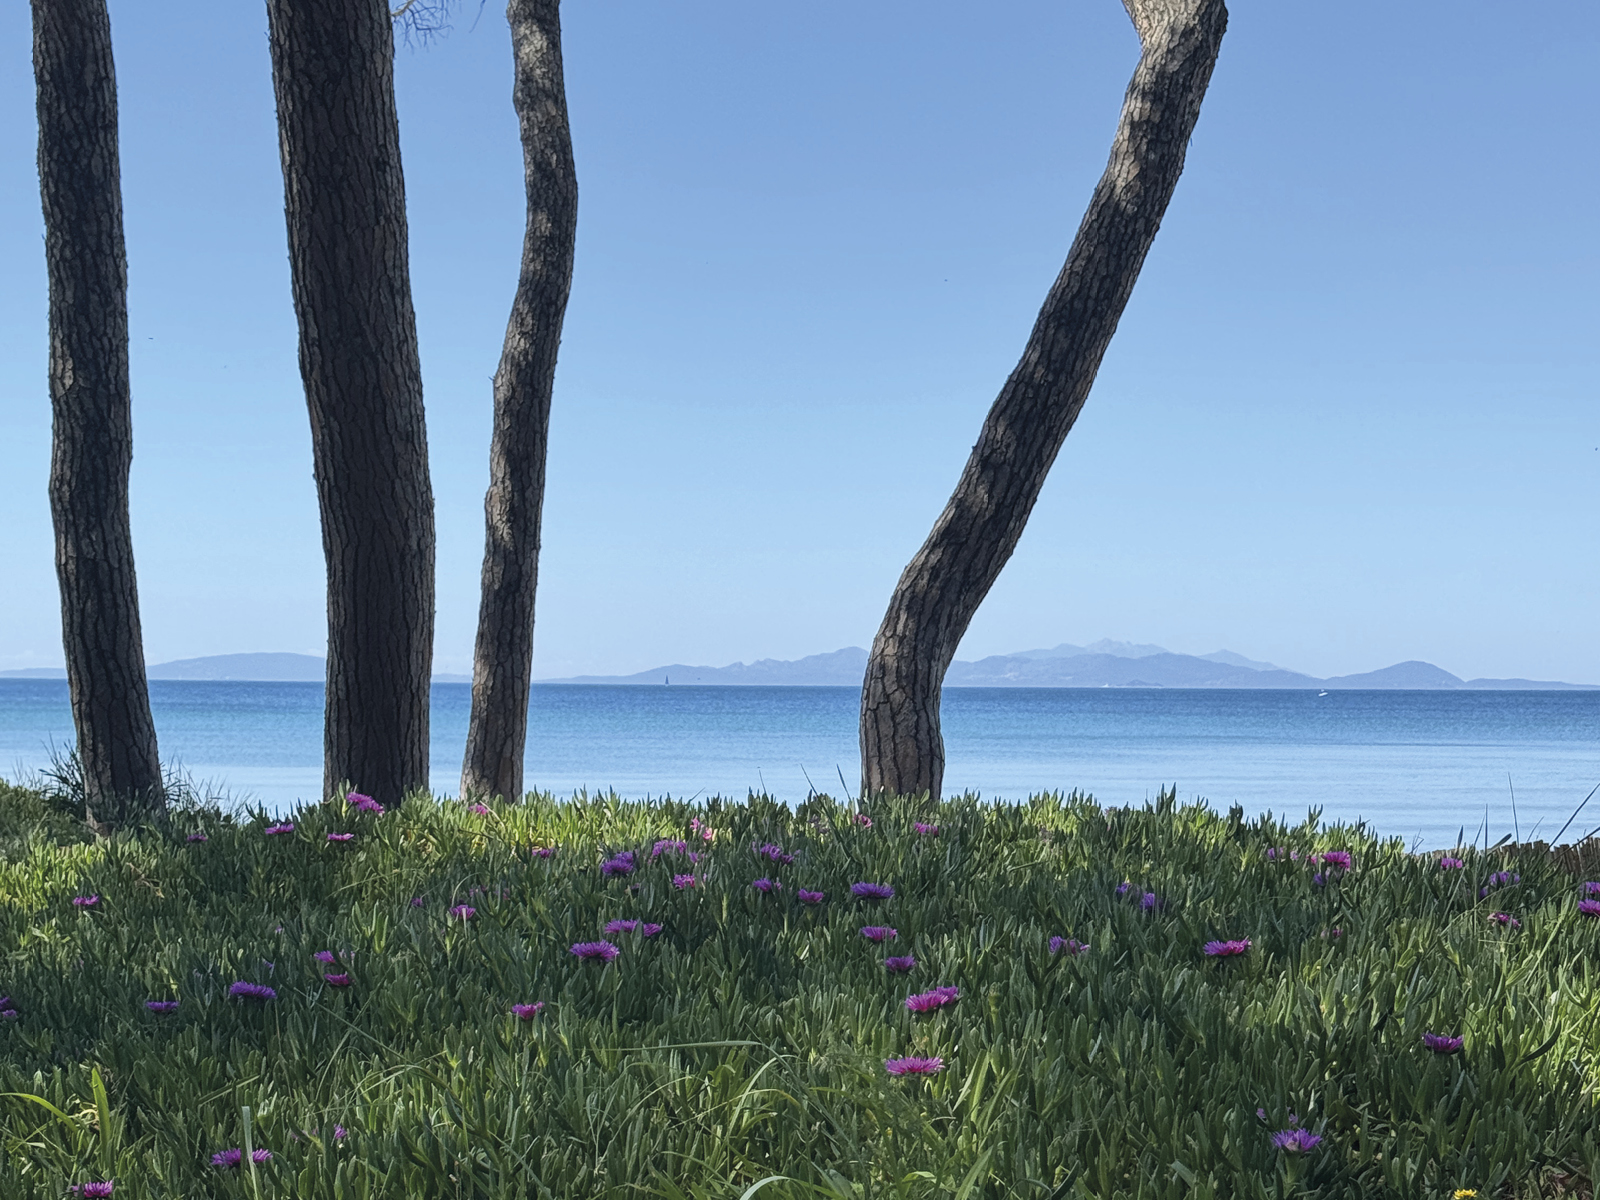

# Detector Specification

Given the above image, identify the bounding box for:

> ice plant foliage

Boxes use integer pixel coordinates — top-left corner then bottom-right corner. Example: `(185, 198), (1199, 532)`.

(851, 882), (894, 900)
(904, 986), (959, 1013)
(884, 1055), (942, 1075)
(571, 941), (621, 963)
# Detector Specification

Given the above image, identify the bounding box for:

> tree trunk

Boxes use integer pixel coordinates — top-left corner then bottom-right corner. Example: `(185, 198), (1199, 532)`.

(859, 0), (1228, 799)
(266, 0), (436, 806)
(32, 0), (164, 827)
(460, 0), (578, 803)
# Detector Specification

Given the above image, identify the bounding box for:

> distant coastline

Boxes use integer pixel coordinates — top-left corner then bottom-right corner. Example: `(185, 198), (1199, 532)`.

(3, 643), (1592, 690)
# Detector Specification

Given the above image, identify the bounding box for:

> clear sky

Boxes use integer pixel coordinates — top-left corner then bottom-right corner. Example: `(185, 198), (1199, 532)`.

(1, 0), (1596, 683)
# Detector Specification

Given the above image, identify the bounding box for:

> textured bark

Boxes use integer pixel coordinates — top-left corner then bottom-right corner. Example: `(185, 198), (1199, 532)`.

(460, 0), (578, 803)
(860, 0), (1228, 799)
(266, 0), (436, 805)
(33, 0), (164, 825)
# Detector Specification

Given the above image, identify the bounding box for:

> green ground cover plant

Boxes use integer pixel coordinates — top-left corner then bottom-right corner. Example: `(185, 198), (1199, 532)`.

(0, 783), (1597, 1199)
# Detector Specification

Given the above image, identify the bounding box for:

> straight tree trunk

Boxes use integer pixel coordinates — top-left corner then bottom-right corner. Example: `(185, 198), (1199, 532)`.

(860, 0), (1228, 799)
(460, 0), (578, 803)
(266, 0), (436, 806)
(32, 0), (164, 826)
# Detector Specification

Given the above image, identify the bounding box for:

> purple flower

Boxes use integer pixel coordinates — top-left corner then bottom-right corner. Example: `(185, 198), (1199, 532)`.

(186, 833), (208, 843)
(531, 845), (556, 859)
(571, 940), (621, 963)
(1318, 850), (1353, 871)
(145, 1000), (179, 1013)
(854, 813), (873, 828)
(264, 823), (294, 836)
(851, 882), (894, 901)
(651, 839), (688, 858)
(1311, 872), (1327, 887)
(324, 972), (351, 987)
(252, 1149), (273, 1164)
(314, 950), (338, 964)
(512, 1002), (545, 1020)
(754, 842), (795, 864)
(1049, 936), (1089, 956)
(1322, 927), (1344, 939)
(468, 803), (491, 815)
(211, 1149), (243, 1168)
(605, 919), (640, 934)
(1439, 856), (1465, 870)
(1115, 881), (1133, 897)
(884, 1055), (942, 1075)
(1203, 938), (1252, 957)
(601, 852), (637, 878)
(333, 1125), (347, 1141)
(1577, 899), (1600, 918)
(409, 896), (424, 907)
(327, 832), (355, 842)
(71, 1184), (114, 1198)
(347, 792), (385, 815)
(229, 981), (276, 1001)
(641, 922), (664, 937)
(672, 873), (697, 889)
(1265, 848), (1284, 861)
(1584, 881), (1600, 896)
(72, 894), (100, 908)
(448, 905), (476, 922)
(860, 925), (897, 942)
(914, 822), (939, 836)
(1271, 1129), (1322, 1153)
(904, 986), (959, 1013)
(884, 955), (917, 973)
(1423, 1032), (1464, 1054)
(797, 888), (825, 905)
(751, 877), (782, 893)
(1139, 892), (1162, 912)
(1489, 912), (1521, 929)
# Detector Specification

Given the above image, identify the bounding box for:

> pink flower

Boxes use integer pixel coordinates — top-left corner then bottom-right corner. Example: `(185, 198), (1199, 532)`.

(264, 823), (294, 836)
(797, 888), (825, 904)
(313, 950), (338, 964)
(884, 1055), (942, 1076)
(914, 822), (939, 836)
(346, 792), (385, 815)
(1423, 1032), (1464, 1054)
(904, 986), (959, 1013)
(1439, 856), (1465, 870)
(1203, 938), (1251, 957)
(186, 832), (208, 843)
(860, 925), (897, 943)
(641, 922), (664, 937)
(531, 846), (556, 859)
(72, 895), (100, 908)
(71, 1184), (114, 1198)
(327, 832), (355, 842)
(468, 803), (491, 815)
(323, 973), (351, 987)
(512, 1002), (545, 1020)
(672, 874), (696, 889)
(409, 896), (424, 907)
(854, 813), (873, 828)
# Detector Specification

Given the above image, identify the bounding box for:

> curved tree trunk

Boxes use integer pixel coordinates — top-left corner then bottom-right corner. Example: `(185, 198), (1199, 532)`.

(460, 0), (578, 804)
(860, 0), (1228, 799)
(266, 0), (436, 806)
(32, 0), (164, 827)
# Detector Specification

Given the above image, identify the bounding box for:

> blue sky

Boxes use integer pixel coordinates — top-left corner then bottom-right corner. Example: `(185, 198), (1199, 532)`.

(1, 0), (1596, 683)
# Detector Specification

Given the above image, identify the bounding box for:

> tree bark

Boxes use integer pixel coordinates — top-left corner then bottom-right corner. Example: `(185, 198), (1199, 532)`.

(859, 0), (1228, 799)
(32, 0), (164, 826)
(266, 0), (436, 806)
(460, 0), (578, 803)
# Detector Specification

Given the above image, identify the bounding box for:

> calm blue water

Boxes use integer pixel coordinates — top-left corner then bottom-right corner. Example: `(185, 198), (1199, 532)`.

(2, 680), (1597, 849)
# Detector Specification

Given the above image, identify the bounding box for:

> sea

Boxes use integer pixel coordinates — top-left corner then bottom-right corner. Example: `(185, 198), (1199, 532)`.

(2, 680), (1597, 851)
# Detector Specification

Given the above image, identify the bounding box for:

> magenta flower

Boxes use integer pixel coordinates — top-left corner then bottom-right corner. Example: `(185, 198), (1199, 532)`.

(1480, 870), (1519, 897)
(327, 832), (355, 842)
(797, 888), (825, 904)
(71, 1184), (114, 1198)
(1423, 1032), (1464, 1054)
(885, 955), (916, 973)
(468, 803), (491, 815)
(884, 1055), (942, 1076)
(409, 896), (424, 907)
(601, 851), (637, 878)
(145, 999), (179, 1013)
(1049, 937), (1089, 956)
(229, 981), (276, 1001)
(1584, 881), (1600, 896)
(651, 839), (688, 858)
(531, 845), (556, 859)
(313, 950), (338, 964)
(512, 1002), (545, 1020)
(1318, 850), (1352, 871)
(347, 792), (385, 815)
(851, 882), (894, 900)
(689, 817), (717, 842)
(641, 922), (664, 937)
(860, 925), (897, 942)
(1271, 1129), (1322, 1153)
(1578, 899), (1600, 918)
(186, 832), (208, 843)
(1203, 938), (1251, 957)
(854, 813), (873, 828)
(605, 919), (640, 934)
(1439, 856), (1465, 870)
(754, 842), (795, 864)
(211, 1149), (243, 1168)
(1322, 927), (1344, 940)
(1489, 912), (1521, 928)
(751, 877), (782, 893)
(265, 823), (294, 836)
(914, 822), (939, 836)
(904, 986), (959, 1013)
(448, 904), (476, 921)
(571, 940), (621, 963)
(252, 1150), (273, 1164)
(72, 894), (100, 908)
(672, 873), (697, 889)
(323, 972), (351, 987)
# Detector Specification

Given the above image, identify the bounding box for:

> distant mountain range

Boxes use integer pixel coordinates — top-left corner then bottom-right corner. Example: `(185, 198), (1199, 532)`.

(2, 645), (1593, 690)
